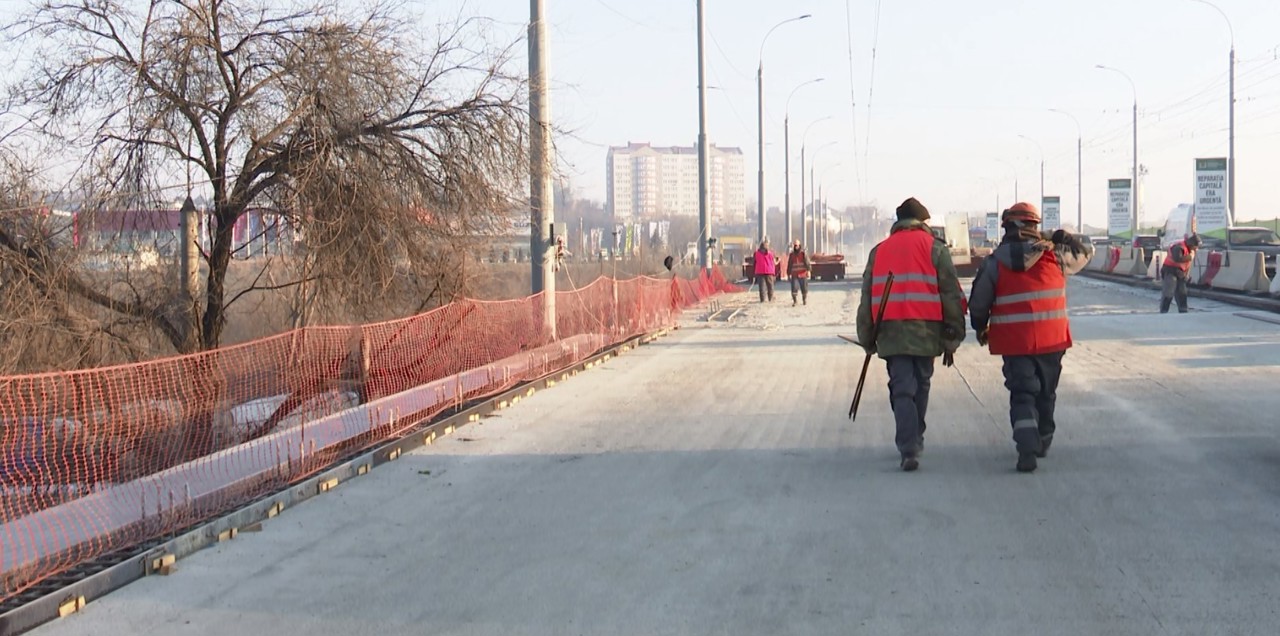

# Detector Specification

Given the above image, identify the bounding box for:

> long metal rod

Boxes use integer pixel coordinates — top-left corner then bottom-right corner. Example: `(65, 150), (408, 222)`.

(850, 272), (894, 420)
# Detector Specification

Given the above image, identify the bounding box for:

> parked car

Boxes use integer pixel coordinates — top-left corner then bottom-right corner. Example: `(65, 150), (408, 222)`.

(1132, 234), (1161, 265)
(1199, 226), (1280, 279)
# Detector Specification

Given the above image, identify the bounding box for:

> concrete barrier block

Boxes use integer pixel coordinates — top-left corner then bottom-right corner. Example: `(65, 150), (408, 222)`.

(1147, 251), (1165, 279)
(1206, 251), (1263, 292)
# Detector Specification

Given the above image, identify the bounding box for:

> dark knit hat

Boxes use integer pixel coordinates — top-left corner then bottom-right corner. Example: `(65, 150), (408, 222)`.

(896, 197), (930, 221)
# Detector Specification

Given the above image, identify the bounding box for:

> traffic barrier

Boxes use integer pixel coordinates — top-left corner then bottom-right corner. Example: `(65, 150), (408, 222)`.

(0, 268), (741, 603)
(1147, 251), (1165, 280)
(1201, 250), (1268, 293)
(1112, 247), (1145, 277)
(1103, 246), (1122, 273)
(1271, 268), (1280, 296)
(1196, 251), (1223, 286)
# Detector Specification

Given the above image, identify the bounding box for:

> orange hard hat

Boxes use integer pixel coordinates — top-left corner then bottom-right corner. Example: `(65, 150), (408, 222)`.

(1002, 202), (1041, 224)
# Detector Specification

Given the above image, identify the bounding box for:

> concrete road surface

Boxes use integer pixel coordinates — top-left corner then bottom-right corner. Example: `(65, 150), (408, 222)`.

(35, 276), (1280, 636)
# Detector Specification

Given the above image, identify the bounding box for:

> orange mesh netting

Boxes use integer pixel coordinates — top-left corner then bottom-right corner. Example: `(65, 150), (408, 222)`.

(0, 269), (739, 604)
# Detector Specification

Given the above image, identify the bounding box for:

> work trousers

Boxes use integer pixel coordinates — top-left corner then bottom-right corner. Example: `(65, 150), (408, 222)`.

(790, 276), (808, 302)
(1001, 352), (1065, 454)
(756, 274), (775, 302)
(885, 355), (934, 458)
(1160, 269), (1189, 313)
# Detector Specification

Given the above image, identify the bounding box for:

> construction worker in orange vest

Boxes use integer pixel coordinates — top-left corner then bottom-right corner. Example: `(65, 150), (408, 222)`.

(856, 198), (966, 472)
(1160, 233), (1201, 313)
(968, 202), (1091, 473)
(787, 239), (812, 306)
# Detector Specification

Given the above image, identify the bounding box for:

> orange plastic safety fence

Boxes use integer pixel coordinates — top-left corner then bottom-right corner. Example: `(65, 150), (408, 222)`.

(0, 269), (738, 605)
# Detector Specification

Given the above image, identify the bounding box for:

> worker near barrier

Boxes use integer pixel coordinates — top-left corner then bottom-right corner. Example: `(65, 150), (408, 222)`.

(969, 202), (1091, 473)
(753, 239), (777, 302)
(1161, 233), (1202, 314)
(788, 239), (812, 306)
(856, 197), (966, 472)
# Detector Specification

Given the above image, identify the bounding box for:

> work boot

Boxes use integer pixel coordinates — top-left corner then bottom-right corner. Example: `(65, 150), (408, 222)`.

(900, 455), (919, 472)
(1016, 452), (1037, 473)
(1035, 436), (1052, 459)
(792, 297), (798, 307)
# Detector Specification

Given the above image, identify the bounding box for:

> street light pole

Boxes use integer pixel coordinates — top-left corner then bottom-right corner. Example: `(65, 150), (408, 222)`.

(995, 157), (1019, 204)
(1191, 0), (1236, 222)
(784, 78), (823, 248)
(1097, 64), (1138, 239)
(696, 0), (711, 271)
(1018, 135), (1045, 207)
(800, 117), (831, 250)
(529, 0), (555, 338)
(1049, 109), (1083, 232)
(810, 141), (836, 251)
(757, 14), (811, 246)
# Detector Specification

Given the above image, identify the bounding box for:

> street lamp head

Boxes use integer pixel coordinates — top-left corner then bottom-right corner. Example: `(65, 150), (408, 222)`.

(799, 14), (813, 19)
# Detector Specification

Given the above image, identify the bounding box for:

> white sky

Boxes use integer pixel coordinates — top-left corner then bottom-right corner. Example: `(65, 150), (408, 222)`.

(3, 0), (1279, 230)
(457, 0), (1280, 229)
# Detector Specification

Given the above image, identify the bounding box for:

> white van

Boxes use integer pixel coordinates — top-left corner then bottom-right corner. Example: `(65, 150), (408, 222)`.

(1161, 204), (1196, 250)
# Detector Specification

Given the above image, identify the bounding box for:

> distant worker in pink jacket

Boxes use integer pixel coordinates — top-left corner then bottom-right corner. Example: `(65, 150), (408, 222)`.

(753, 239), (776, 303)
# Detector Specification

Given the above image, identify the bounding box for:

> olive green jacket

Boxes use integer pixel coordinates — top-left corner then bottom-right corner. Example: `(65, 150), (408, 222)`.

(856, 220), (967, 358)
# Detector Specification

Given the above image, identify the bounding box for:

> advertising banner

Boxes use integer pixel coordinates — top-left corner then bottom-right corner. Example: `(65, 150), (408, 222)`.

(1194, 158), (1229, 239)
(1042, 196), (1061, 231)
(1108, 179), (1133, 240)
(985, 212), (999, 243)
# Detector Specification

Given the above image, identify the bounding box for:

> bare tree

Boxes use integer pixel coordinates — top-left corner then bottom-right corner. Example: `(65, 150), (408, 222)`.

(3, 0), (528, 354)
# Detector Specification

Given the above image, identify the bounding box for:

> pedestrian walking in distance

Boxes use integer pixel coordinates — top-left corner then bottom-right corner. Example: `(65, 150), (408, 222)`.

(857, 198), (966, 472)
(968, 202), (1091, 473)
(753, 239), (777, 303)
(787, 239), (812, 306)
(1160, 233), (1201, 314)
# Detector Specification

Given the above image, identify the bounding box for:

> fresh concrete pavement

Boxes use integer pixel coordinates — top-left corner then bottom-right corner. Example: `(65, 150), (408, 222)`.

(35, 276), (1280, 636)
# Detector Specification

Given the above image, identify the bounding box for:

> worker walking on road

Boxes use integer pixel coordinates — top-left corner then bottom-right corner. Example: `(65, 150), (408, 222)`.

(969, 202), (1091, 473)
(1160, 233), (1201, 314)
(753, 240), (777, 302)
(787, 239), (812, 306)
(857, 198), (966, 472)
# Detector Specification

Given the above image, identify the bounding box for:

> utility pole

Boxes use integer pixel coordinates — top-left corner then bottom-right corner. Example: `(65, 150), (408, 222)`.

(529, 0), (555, 338)
(179, 195), (199, 347)
(696, 0), (711, 271)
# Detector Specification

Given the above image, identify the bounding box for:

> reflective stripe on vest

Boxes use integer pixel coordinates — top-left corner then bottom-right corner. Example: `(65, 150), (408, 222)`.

(871, 229), (942, 322)
(987, 250), (1072, 355)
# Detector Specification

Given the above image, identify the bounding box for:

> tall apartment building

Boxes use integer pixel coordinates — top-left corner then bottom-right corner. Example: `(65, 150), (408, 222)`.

(606, 142), (745, 222)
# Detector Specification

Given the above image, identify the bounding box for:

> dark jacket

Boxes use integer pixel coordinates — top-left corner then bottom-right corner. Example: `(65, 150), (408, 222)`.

(856, 219), (966, 358)
(969, 232), (1091, 335)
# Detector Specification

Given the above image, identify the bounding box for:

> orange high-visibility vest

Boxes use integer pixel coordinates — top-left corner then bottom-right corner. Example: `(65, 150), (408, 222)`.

(871, 229), (942, 321)
(987, 249), (1071, 355)
(1163, 240), (1194, 275)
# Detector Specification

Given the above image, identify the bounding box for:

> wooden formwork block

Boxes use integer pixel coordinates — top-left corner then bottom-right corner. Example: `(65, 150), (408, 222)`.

(318, 478), (339, 493)
(546, 379), (557, 388)
(150, 553), (176, 573)
(266, 502), (285, 518)
(357, 463), (370, 476)
(526, 387), (536, 398)
(388, 448), (402, 461)
(57, 596), (86, 618)
(444, 425), (456, 435)
(217, 527), (239, 542)
(468, 413), (481, 422)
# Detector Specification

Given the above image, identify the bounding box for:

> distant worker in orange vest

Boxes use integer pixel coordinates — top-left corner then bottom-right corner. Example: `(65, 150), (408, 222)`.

(753, 239), (777, 302)
(787, 239), (812, 306)
(968, 202), (1091, 473)
(1160, 233), (1202, 314)
(856, 198), (966, 472)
